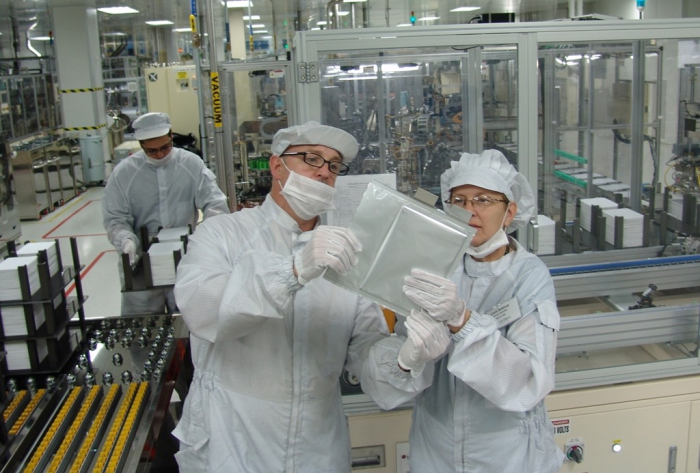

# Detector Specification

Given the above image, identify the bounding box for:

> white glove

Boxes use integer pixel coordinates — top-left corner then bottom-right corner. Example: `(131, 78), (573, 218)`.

(398, 309), (451, 376)
(122, 239), (138, 266)
(294, 226), (362, 285)
(403, 268), (467, 327)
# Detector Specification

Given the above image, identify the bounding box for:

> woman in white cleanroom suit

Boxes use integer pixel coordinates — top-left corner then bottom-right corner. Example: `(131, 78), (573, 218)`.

(364, 150), (565, 473)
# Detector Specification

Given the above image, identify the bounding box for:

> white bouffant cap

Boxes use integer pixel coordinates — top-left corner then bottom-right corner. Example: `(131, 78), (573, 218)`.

(271, 121), (359, 161)
(133, 112), (171, 141)
(440, 150), (536, 233)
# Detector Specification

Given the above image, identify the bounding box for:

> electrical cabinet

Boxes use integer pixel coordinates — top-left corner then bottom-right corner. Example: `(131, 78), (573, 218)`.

(346, 376), (700, 473)
(144, 66), (200, 146)
(548, 377), (700, 473)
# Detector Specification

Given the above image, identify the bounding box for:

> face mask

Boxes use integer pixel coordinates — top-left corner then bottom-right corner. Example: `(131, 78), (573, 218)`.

(279, 161), (337, 220)
(465, 209), (509, 259)
(146, 152), (172, 167)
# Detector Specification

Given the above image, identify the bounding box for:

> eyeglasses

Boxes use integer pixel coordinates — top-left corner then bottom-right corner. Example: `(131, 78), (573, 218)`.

(142, 139), (173, 157)
(281, 152), (350, 176)
(444, 195), (507, 209)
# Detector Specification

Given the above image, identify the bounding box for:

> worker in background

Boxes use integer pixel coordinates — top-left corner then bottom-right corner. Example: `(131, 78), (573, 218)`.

(172, 122), (409, 472)
(102, 112), (229, 315)
(363, 150), (565, 472)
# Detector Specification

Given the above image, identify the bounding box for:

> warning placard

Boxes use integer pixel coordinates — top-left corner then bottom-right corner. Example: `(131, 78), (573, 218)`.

(210, 72), (222, 128)
(551, 418), (571, 436)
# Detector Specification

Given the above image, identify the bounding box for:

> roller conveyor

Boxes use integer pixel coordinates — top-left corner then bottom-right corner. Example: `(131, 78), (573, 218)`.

(0, 314), (188, 473)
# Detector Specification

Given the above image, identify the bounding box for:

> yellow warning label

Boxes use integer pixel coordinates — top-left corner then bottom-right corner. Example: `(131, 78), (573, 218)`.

(189, 14), (197, 33)
(210, 72), (222, 128)
(60, 88), (104, 94)
(177, 71), (188, 79)
(62, 124), (107, 131)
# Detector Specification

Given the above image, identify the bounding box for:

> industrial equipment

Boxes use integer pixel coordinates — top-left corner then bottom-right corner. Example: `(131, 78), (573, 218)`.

(221, 62), (291, 209)
(0, 139), (19, 252)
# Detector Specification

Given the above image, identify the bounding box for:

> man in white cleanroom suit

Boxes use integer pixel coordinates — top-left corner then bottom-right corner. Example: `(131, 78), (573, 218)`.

(102, 112), (229, 315)
(363, 150), (565, 472)
(172, 121), (428, 472)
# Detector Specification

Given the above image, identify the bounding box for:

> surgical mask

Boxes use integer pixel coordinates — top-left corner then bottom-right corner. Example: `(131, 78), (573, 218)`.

(146, 152), (172, 167)
(278, 161), (337, 220)
(465, 210), (509, 259)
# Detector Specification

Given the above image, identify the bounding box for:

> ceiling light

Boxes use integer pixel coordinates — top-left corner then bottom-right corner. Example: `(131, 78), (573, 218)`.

(29, 36), (51, 41)
(317, 20), (328, 25)
(450, 6), (481, 12)
(102, 32), (128, 36)
(146, 20), (174, 26)
(311, 27), (321, 30)
(260, 36), (272, 39)
(253, 30), (268, 34)
(173, 28), (192, 32)
(337, 11), (349, 16)
(98, 6), (139, 14)
(251, 24), (266, 28)
(418, 16), (440, 21)
(396, 23), (412, 27)
(225, 1), (253, 7)
(243, 15), (260, 20)
(343, 0), (367, 2)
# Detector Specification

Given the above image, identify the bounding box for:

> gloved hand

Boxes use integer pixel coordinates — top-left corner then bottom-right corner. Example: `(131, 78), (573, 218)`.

(403, 268), (467, 327)
(294, 226), (362, 285)
(122, 239), (138, 266)
(398, 309), (451, 375)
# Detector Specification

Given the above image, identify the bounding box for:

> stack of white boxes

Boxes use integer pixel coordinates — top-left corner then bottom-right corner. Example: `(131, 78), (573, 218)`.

(535, 215), (556, 255)
(147, 241), (185, 286)
(580, 197), (619, 232)
(603, 208), (644, 248)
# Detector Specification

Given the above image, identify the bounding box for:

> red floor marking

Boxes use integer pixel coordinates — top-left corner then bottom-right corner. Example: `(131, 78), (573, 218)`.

(66, 249), (114, 296)
(43, 200), (100, 239)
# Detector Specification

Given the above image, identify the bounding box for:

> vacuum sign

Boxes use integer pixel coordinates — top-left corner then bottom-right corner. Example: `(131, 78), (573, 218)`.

(210, 72), (222, 128)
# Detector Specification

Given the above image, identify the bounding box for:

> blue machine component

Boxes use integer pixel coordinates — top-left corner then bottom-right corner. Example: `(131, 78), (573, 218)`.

(549, 253), (700, 276)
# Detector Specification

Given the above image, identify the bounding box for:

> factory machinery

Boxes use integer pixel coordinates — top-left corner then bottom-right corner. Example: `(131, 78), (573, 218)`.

(0, 313), (187, 472)
(270, 22), (700, 471)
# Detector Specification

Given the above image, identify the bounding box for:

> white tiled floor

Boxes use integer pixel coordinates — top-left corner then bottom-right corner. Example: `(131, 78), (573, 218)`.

(16, 186), (122, 319)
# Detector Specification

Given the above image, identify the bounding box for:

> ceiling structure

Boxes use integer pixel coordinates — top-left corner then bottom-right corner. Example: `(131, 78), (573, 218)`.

(0, 0), (582, 62)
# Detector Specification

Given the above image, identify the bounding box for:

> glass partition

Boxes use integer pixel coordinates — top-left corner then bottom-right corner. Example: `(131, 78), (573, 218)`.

(317, 44), (518, 197)
(222, 63), (289, 208)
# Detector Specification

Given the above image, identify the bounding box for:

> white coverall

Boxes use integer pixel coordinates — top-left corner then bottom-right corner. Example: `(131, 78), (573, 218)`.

(102, 147), (229, 315)
(172, 196), (412, 473)
(363, 238), (565, 473)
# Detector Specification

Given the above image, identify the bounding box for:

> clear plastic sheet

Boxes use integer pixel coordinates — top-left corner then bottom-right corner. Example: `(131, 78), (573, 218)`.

(324, 182), (476, 316)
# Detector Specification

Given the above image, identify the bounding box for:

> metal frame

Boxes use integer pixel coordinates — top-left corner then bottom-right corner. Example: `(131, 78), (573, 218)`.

(292, 19), (700, 250)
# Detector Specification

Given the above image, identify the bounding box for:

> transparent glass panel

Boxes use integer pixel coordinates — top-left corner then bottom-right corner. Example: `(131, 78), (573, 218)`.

(538, 40), (665, 253)
(10, 78), (27, 138)
(319, 44), (518, 198)
(227, 67), (288, 207)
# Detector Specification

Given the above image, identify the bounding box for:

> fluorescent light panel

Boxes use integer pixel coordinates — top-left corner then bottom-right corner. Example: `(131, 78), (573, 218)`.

(451, 6), (481, 12)
(226, 1), (253, 7)
(418, 16), (440, 21)
(173, 28), (192, 32)
(29, 36), (51, 41)
(243, 15), (260, 20)
(253, 30), (268, 34)
(146, 20), (174, 26)
(98, 6), (139, 14)
(251, 24), (266, 28)
(343, 0), (367, 2)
